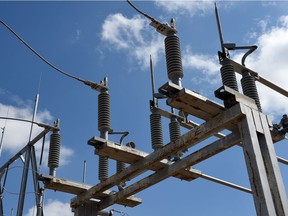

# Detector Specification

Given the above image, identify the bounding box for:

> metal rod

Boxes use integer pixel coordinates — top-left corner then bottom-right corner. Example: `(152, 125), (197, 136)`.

(39, 135), (46, 167)
(200, 173), (252, 194)
(277, 156), (288, 165)
(83, 160), (87, 184)
(28, 94), (39, 141)
(215, 2), (225, 55)
(150, 55), (157, 107)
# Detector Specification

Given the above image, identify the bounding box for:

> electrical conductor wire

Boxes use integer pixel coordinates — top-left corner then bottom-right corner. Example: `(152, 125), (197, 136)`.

(0, 19), (91, 85)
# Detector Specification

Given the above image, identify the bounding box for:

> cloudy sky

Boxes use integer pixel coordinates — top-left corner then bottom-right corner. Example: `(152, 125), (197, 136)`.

(1, 1), (288, 216)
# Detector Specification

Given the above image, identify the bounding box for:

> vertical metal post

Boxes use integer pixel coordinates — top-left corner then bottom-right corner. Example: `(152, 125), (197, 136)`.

(83, 160), (87, 184)
(17, 142), (32, 216)
(0, 184), (4, 216)
(238, 105), (283, 215)
(31, 146), (44, 216)
(17, 94), (39, 216)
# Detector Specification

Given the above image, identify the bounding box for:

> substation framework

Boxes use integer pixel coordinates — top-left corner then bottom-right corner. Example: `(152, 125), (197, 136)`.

(1, 1), (288, 216)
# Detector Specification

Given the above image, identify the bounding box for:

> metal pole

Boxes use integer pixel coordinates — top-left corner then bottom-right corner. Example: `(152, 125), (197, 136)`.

(83, 160), (86, 184)
(17, 94), (39, 216)
(31, 147), (44, 216)
(16, 141), (32, 216)
(0, 184), (4, 216)
(277, 156), (288, 165)
(200, 173), (252, 194)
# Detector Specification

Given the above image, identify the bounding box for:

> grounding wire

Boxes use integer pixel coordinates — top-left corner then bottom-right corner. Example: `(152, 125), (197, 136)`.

(0, 19), (94, 86)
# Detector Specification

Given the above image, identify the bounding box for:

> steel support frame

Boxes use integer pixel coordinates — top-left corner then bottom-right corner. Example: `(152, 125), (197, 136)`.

(13, 129), (50, 216)
(239, 105), (288, 216)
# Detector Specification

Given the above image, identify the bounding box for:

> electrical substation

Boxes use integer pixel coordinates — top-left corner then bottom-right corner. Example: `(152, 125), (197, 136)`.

(1, 1), (288, 216)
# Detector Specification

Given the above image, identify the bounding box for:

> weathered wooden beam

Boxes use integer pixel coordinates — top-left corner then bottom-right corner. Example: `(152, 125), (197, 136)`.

(167, 88), (225, 121)
(70, 103), (244, 208)
(160, 82), (281, 143)
(257, 113), (288, 215)
(93, 140), (200, 181)
(154, 107), (225, 138)
(239, 105), (277, 215)
(96, 131), (241, 211)
(41, 175), (142, 208)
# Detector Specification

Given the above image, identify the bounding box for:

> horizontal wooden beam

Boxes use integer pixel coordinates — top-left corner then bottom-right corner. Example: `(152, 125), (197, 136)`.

(70, 103), (244, 208)
(96, 131), (241, 211)
(166, 87), (225, 121)
(40, 175), (142, 208)
(93, 139), (201, 182)
(154, 107), (225, 138)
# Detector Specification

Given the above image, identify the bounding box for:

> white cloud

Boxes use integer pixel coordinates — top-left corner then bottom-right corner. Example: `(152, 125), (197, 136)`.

(25, 199), (73, 216)
(155, 1), (214, 17)
(100, 13), (164, 69)
(0, 102), (74, 166)
(182, 47), (220, 85)
(0, 103), (52, 153)
(231, 16), (288, 117)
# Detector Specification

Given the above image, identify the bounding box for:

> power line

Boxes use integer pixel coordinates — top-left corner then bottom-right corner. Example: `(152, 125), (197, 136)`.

(0, 19), (105, 91)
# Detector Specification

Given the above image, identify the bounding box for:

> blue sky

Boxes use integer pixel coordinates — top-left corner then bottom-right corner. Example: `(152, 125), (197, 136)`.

(1, 1), (288, 216)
